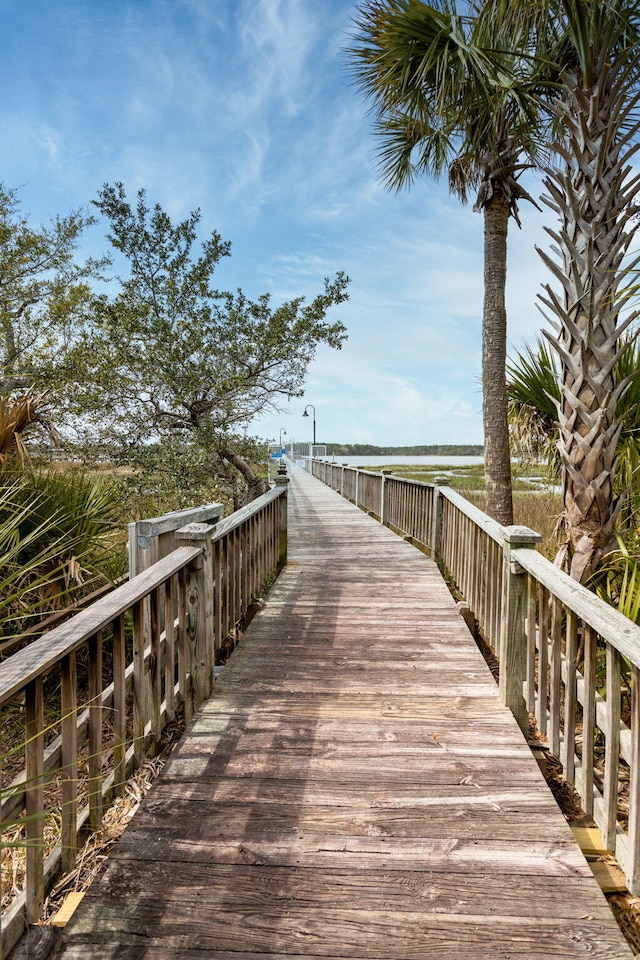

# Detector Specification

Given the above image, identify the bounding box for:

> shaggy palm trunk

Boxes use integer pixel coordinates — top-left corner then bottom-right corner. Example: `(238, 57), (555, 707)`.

(483, 194), (513, 526)
(539, 68), (640, 582)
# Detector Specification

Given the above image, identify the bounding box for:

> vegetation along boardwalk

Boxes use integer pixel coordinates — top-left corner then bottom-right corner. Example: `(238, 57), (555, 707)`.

(58, 464), (632, 959)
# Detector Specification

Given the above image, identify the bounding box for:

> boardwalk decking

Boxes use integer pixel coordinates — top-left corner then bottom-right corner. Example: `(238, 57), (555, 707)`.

(58, 465), (633, 959)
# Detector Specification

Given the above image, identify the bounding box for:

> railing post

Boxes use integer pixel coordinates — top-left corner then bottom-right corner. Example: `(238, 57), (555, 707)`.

(275, 461), (289, 571)
(355, 468), (360, 509)
(176, 523), (215, 713)
(499, 525), (541, 734)
(431, 481), (446, 565)
(380, 470), (392, 526)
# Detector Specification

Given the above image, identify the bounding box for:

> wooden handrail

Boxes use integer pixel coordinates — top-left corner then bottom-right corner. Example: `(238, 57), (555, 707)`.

(0, 547), (200, 707)
(439, 485), (505, 545)
(0, 575), (130, 659)
(128, 500), (224, 576)
(0, 480), (288, 957)
(516, 547), (640, 670)
(210, 487), (283, 543)
(308, 457), (640, 894)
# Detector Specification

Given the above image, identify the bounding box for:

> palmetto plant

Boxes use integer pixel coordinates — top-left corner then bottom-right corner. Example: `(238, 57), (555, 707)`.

(0, 393), (122, 639)
(508, 336), (640, 511)
(0, 480), (73, 626)
(597, 535), (640, 626)
(507, 338), (560, 469)
(349, 0), (549, 526)
(2, 472), (122, 614)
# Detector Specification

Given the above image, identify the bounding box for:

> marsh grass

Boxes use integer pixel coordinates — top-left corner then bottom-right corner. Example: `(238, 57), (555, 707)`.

(361, 462), (562, 556)
(464, 489), (563, 558)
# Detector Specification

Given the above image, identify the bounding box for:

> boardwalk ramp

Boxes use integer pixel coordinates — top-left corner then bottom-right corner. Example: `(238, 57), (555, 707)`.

(58, 465), (632, 959)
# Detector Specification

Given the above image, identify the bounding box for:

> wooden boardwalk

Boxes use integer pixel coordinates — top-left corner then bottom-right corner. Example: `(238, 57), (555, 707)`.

(59, 465), (632, 959)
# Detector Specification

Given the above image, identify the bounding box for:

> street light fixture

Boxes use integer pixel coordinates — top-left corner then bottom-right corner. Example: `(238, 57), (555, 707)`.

(303, 404), (316, 449)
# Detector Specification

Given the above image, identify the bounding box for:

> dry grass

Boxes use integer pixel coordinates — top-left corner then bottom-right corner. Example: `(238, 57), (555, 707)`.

(464, 489), (564, 558)
(1, 714), (185, 922)
(43, 730), (180, 920)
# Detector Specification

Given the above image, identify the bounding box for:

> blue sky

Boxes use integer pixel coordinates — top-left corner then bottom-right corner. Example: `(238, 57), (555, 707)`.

(0, 0), (553, 447)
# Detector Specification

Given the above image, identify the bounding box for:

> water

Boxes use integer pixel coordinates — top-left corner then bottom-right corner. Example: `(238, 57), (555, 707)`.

(316, 454), (484, 468)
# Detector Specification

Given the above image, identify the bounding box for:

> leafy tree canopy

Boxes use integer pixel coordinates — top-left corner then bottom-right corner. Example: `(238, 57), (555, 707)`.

(0, 183), (108, 394)
(58, 184), (349, 446)
(29, 183), (349, 507)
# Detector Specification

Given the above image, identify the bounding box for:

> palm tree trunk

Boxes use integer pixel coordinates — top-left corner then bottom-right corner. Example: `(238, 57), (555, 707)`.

(483, 194), (513, 526)
(538, 72), (640, 582)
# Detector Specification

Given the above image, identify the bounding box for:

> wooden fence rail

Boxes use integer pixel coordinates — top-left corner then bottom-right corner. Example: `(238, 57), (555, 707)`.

(308, 457), (640, 894)
(0, 481), (288, 957)
(128, 501), (225, 576)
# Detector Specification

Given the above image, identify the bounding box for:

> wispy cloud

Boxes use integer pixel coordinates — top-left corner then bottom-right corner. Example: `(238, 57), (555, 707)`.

(0, 0), (555, 446)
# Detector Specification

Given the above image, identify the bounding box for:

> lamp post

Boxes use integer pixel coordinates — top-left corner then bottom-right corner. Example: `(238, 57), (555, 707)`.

(303, 404), (316, 452)
(279, 428), (287, 456)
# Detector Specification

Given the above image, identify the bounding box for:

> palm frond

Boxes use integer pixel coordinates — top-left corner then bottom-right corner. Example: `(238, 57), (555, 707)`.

(348, 0), (550, 209)
(0, 392), (57, 467)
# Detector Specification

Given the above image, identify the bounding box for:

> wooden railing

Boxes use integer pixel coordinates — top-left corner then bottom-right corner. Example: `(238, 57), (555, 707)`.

(308, 458), (640, 894)
(128, 502), (224, 575)
(0, 479), (288, 956)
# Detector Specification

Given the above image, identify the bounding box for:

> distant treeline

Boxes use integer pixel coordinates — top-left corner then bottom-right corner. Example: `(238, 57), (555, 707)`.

(323, 444), (484, 456)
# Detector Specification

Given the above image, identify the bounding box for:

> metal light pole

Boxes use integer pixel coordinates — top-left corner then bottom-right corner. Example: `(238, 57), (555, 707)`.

(279, 428), (287, 455)
(303, 404), (316, 452)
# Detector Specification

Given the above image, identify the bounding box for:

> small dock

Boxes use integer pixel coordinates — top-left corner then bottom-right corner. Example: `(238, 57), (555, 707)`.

(58, 465), (632, 958)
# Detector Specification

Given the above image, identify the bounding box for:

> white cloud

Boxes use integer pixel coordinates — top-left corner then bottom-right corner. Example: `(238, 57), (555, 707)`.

(0, 0), (563, 448)
(33, 124), (63, 166)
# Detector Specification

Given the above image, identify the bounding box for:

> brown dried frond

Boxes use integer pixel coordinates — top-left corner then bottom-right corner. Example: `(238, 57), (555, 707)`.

(0, 392), (58, 468)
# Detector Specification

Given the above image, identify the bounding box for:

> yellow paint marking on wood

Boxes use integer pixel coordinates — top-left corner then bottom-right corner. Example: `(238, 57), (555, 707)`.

(589, 861), (628, 894)
(50, 891), (85, 927)
(570, 825), (609, 857)
(570, 826), (627, 892)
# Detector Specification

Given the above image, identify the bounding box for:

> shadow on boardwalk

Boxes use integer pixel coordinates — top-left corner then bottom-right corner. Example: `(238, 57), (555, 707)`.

(57, 464), (632, 959)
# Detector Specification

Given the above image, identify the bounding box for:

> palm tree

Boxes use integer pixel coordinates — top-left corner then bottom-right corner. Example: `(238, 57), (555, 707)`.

(518, 0), (640, 581)
(349, 0), (547, 525)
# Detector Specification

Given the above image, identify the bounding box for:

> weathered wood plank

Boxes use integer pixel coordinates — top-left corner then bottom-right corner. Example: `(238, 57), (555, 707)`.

(60, 902), (630, 960)
(74, 859), (617, 920)
(116, 796), (580, 842)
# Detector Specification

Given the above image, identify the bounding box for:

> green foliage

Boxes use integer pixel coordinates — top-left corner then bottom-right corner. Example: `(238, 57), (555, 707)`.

(349, 0), (546, 206)
(74, 183), (347, 436)
(0, 182), (349, 507)
(0, 183), (107, 394)
(13, 470), (123, 579)
(0, 389), (123, 638)
(507, 338), (561, 471)
(0, 470), (123, 639)
(595, 535), (640, 626)
(610, 340), (640, 505)
(46, 183), (349, 504)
